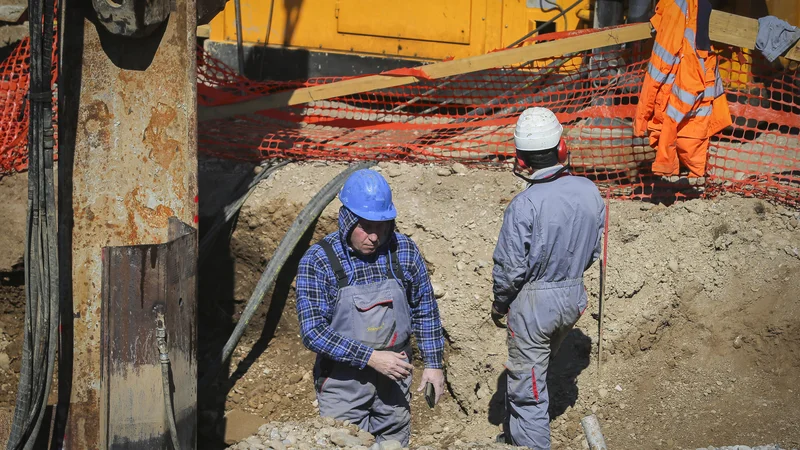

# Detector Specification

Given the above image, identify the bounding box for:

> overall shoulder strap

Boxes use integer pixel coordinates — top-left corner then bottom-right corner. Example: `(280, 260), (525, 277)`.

(318, 240), (348, 289)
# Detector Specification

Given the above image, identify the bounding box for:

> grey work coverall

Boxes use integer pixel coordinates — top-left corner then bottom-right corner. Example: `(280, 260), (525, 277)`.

(492, 166), (605, 450)
(314, 240), (413, 445)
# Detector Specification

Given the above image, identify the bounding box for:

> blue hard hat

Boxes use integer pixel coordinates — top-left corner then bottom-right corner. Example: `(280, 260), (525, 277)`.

(339, 169), (397, 221)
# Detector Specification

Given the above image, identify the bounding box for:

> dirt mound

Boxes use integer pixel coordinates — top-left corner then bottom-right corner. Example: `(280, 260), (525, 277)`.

(195, 160), (799, 450)
(0, 158), (797, 449)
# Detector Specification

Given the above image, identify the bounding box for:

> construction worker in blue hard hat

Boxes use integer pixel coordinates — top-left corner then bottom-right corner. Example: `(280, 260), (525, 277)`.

(491, 107), (606, 449)
(295, 168), (445, 446)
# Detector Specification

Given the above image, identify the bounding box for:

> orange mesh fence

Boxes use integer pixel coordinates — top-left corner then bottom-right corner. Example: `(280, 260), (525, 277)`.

(3, 25), (800, 206)
(0, 31), (58, 175)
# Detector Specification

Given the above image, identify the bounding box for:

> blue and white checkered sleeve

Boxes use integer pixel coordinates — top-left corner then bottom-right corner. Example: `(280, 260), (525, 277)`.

(295, 247), (374, 369)
(403, 238), (445, 369)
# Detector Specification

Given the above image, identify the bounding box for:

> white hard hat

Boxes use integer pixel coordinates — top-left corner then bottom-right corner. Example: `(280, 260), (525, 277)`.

(513, 107), (563, 152)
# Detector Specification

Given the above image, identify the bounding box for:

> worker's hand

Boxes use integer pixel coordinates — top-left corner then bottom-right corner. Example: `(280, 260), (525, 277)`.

(417, 368), (446, 405)
(367, 350), (414, 381)
(491, 301), (508, 328)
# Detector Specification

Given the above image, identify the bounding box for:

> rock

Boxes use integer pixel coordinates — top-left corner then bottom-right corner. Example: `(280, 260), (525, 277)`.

(667, 259), (679, 273)
(288, 373), (304, 384)
(0, 352), (12, 371)
(266, 440), (286, 450)
(456, 261), (465, 272)
(331, 431), (362, 447)
(436, 168), (452, 177)
(683, 200), (705, 215)
(379, 440), (404, 450)
(733, 336), (743, 349)
(677, 280), (704, 302)
(598, 388), (609, 399)
(428, 423), (444, 435)
(357, 430), (376, 446)
(387, 168), (403, 178)
(615, 385), (623, 392)
(322, 416), (336, 427)
(245, 436), (265, 448)
(452, 163), (468, 174)
(431, 283), (446, 299)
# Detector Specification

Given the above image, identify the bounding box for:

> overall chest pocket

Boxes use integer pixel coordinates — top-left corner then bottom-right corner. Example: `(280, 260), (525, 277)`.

(351, 287), (410, 349)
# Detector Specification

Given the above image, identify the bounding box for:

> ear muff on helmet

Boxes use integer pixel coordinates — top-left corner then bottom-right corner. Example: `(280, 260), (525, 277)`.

(515, 151), (529, 170)
(557, 138), (569, 164)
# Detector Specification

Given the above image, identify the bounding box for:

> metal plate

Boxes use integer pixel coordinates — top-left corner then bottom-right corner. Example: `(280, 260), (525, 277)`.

(337, 0), (472, 44)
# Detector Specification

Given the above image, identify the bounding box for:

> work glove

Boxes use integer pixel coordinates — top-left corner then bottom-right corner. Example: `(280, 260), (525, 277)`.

(491, 301), (508, 329)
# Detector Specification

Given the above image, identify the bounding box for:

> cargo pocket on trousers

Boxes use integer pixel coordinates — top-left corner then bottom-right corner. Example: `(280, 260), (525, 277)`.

(506, 365), (540, 407)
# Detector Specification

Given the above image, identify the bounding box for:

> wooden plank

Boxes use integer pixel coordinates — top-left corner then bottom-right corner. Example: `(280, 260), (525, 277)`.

(709, 9), (800, 61)
(198, 22), (654, 121)
(197, 24), (211, 39)
(708, 10), (759, 49)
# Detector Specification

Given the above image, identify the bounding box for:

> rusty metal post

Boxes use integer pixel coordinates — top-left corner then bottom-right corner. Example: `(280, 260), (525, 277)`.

(56, 0), (198, 447)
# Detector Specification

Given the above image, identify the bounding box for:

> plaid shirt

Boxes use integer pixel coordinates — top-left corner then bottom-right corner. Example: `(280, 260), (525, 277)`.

(296, 207), (444, 370)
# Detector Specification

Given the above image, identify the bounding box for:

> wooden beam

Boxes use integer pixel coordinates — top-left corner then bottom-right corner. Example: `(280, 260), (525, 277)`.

(709, 10), (800, 61)
(197, 24), (211, 39)
(199, 9), (800, 122)
(198, 23), (654, 121)
(709, 10), (760, 49)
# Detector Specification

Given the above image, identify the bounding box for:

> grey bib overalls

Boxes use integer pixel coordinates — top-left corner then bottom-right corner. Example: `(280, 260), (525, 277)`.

(314, 240), (414, 445)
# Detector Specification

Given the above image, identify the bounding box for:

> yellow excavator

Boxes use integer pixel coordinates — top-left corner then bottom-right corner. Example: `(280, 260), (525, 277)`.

(198, 0), (800, 80)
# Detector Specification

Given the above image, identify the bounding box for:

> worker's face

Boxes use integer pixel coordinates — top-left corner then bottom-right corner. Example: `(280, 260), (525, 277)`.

(350, 219), (392, 255)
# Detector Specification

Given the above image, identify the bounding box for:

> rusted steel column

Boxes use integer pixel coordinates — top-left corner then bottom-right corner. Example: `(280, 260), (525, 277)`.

(57, 0), (197, 447)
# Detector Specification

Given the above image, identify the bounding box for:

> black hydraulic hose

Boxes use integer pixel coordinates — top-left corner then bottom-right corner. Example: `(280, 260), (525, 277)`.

(199, 159), (290, 267)
(8, 0), (58, 447)
(156, 311), (181, 450)
(200, 161), (375, 386)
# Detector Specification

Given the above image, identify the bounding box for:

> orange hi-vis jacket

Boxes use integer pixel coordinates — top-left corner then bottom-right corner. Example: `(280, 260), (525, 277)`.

(634, 0), (732, 177)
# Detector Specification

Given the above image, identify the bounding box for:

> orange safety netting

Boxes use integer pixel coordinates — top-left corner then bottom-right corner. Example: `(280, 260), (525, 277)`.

(3, 25), (800, 206)
(0, 30), (58, 175)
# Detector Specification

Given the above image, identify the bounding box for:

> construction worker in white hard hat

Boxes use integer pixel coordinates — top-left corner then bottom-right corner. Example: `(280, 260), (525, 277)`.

(490, 107), (606, 449)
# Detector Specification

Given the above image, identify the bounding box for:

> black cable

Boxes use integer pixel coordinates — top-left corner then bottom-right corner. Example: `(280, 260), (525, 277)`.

(200, 161), (375, 387)
(7, 0), (59, 448)
(198, 159), (290, 267)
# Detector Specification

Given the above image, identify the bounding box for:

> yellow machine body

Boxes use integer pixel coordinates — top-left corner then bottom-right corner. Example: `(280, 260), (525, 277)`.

(204, 0), (800, 82)
(207, 0), (593, 61)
